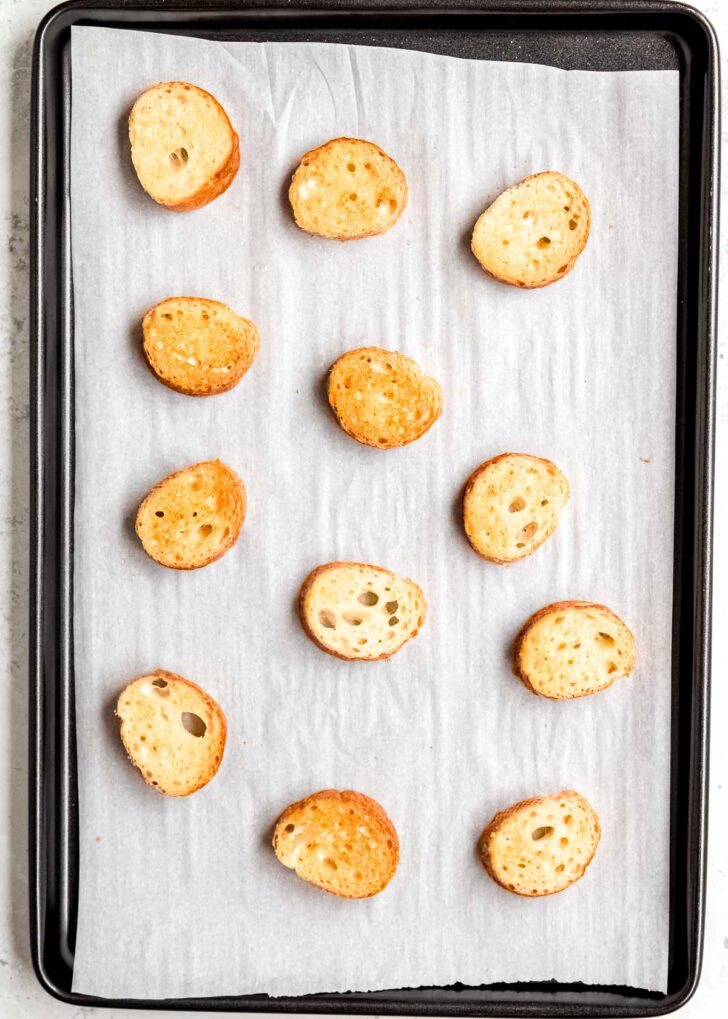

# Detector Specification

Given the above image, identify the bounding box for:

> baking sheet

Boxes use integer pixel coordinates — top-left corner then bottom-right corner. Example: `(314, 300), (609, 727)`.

(69, 25), (679, 999)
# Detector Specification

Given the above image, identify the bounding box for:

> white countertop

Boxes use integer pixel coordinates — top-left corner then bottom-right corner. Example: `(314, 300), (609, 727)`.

(1, 1), (725, 1016)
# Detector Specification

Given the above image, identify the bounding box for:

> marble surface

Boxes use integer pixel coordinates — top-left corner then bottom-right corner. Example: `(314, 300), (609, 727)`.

(0, 1), (724, 1015)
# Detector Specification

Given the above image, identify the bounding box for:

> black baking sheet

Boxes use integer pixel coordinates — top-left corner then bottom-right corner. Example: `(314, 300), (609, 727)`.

(29, 2), (718, 1015)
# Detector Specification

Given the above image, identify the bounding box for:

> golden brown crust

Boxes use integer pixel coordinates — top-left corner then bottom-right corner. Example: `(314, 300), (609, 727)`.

(129, 82), (239, 212)
(512, 600), (636, 699)
(135, 460), (246, 571)
(463, 452), (570, 564)
(298, 561), (426, 662)
(478, 790), (601, 897)
(273, 789), (399, 898)
(116, 669), (227, 797)
(327, 347), (443, 449)
(167, 132), (239, 212)
(289, 137), (407, 240)
(471, 171), (591, 289)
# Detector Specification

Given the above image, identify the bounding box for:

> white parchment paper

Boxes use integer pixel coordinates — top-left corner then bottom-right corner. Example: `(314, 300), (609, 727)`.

(69, 25), (678, 999)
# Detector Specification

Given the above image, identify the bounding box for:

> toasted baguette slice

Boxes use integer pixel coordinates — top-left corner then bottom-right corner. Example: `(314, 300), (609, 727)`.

(116, 670), (226, 796)
(328, 347), (442, 449)
(142, 297), (259, 396)
(135, 459), (245, 570)
(129, 82), (239, 211)
(289, 138), (407, 240)
(299, 562), (426, 661)
(471, 171), (590, 287)
(273, 789), (399, 898)
(514, 600), (636, 699)
(463, 453), (569, 563)
(478, 790), (600, 897)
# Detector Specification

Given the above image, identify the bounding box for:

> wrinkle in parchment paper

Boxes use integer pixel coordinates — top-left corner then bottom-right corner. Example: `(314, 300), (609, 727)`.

(69, 26), (678, 999)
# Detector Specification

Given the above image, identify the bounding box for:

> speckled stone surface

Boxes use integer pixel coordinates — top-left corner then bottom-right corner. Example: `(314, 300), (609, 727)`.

(0, 2), (725, 1016)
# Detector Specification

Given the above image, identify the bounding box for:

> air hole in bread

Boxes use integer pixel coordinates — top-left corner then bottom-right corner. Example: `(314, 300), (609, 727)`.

(152, 678), (168, 689)
(515, 521), (538, 546)
(541, 499), (549, 506)
(169, 147), (189, 168)
(343, 612), (363, 626)
(531, 826), (554, 841)
(569, 218), (578, 230)
(347, 163), (356, 172)
(557, 264), (568, 274)
(537, 236), (551, 249)
(389, 616), (399, 626)
(318, 609), (336, 629)
(358, 591), (379, 606)
(199, 524), (213, 538)
(385, 600), (399, 614)
(181, 711), (207, 737)
(556, 863), (565, 872)
(522, 210), (532, 220)
(597, 631), (615, 645)
(284, 823), (295, 833)
(560, 837), (569, 847)
(323, 858), (338, 870)
(349, 193), (357, 201)
(508, 496), (526, 513)
(607, 661), (618, 674)
(155, 510), (164, 518)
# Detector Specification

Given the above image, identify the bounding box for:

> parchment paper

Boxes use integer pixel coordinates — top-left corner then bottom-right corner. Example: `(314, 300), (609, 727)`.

(69, 25), (678, 999)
